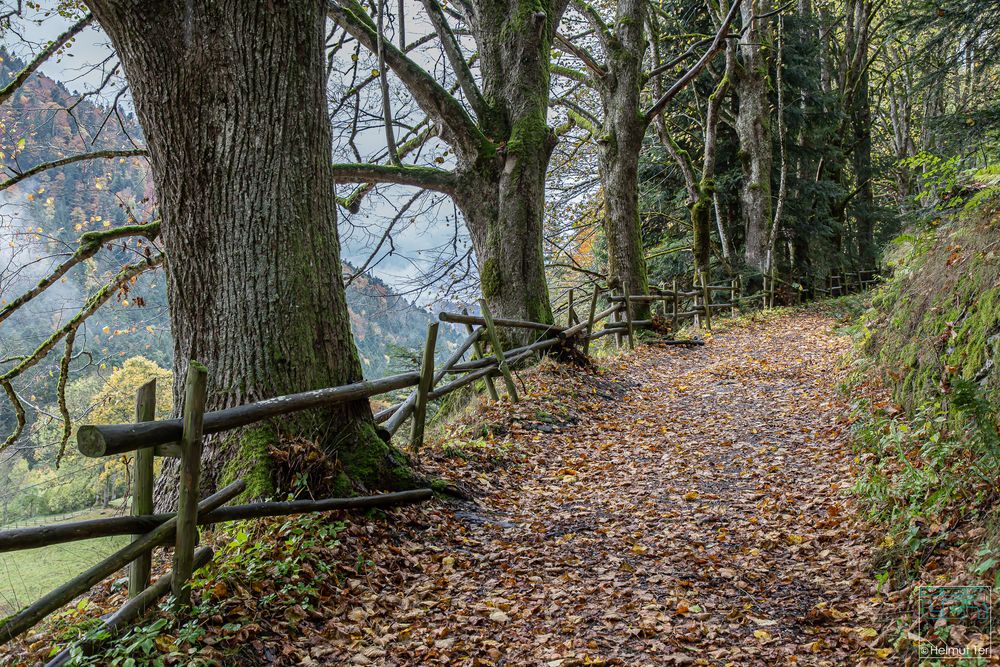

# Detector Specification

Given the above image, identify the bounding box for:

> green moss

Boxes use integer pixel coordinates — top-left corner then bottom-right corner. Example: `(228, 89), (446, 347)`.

(219, 425), (277, 501)
(507, 111), (549, 157)
(481, 258), (502, 298)
(334, 421), (417, 493)
(863, 203), (1000, 410)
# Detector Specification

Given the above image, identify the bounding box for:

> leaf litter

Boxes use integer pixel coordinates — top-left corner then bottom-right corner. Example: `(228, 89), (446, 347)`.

(296, 312), (894, 665)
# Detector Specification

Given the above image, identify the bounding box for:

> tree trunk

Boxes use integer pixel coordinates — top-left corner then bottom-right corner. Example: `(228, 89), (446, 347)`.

(596, 0), (650, 316)
(87, 0), (414, 502)
(457, 157), (553, 329)
(847, 0), (876, 269)
(457, 0), (564, 328)
(736, 0), (773, 272)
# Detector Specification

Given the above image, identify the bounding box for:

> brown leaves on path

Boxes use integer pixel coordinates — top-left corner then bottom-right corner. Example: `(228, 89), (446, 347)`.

(300, 312), (893, 666)
(299, 313), (892, 667)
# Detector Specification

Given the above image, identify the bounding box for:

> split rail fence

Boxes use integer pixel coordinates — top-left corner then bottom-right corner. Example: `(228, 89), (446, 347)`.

(0, 274), (848, 661)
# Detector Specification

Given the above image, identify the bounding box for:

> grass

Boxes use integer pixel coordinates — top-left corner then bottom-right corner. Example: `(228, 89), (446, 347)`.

(0, 507), (130, 616)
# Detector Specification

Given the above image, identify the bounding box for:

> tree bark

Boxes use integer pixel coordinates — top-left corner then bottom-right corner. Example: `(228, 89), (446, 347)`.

(458, 0), (563, 327)
(735, 0), (773, 272)
(86, 0), (414, 503)
(328, 0), (562, 328)
(596, 0), (650, 315)
(846, 0), (876, 269)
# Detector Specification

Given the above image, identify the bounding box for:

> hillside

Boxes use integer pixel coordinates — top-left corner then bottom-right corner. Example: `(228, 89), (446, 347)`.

(847, 193), (1000, 641)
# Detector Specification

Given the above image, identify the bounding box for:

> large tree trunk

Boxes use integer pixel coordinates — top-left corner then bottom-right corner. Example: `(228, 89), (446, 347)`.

(457, 156), (553, 328)
(736, 0), (773, 272)
(460, 0), (563, 327)
(597, 0), (649, 314)
(88, 0), (414, 502)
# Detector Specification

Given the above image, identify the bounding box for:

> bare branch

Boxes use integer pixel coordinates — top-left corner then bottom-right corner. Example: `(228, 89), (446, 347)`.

(1, 149), (148, 192)
(0, 221), (161, 327)
(419, 0), (490, 124)
(643, 0), (742, 126)
(330, 162), (459, 194)
(0, 252), (165, 390)
(555, 33), (607, 78)
(328, 0), (488, 159)
(0, 13), (95, 107)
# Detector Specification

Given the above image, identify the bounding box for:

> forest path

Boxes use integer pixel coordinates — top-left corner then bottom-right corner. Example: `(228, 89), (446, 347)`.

(310, 312), (891, 666)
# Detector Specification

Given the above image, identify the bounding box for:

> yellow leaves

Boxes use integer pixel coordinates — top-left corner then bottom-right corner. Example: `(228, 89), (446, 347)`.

(784, 533), (807, 545)
(747, 616), (777, 626)
(102, 326), (110, 334)
(441, 556), (455, 570)
(752, 629), (771, 642)
(855, 627), (878, 640)
(682, 491), (699, 501)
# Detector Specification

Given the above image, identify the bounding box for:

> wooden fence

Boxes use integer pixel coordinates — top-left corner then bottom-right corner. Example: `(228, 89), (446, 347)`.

(0, 274), (850, 661)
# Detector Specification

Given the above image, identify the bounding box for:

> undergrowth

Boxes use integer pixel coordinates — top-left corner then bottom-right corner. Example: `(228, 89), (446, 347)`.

(846, 194), (1000, 590)
(56, 512), (348, 666)
(848, 379), (1000, 585)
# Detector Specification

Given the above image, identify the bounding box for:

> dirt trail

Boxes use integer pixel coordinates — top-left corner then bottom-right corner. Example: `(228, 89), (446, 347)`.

(308, 312), (891, 666)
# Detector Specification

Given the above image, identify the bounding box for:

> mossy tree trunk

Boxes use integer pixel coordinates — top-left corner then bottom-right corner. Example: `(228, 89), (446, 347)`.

(594, 0), (651, 318)
(87, 0), (414, 504)
(329, 0), (566, 330)
(736, 0), (774, 272)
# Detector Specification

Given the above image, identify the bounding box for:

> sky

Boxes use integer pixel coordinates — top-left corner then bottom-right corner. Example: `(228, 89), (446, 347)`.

(1, 1), (470, 305)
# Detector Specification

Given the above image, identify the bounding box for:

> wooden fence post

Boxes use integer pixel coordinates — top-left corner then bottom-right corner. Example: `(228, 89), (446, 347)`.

(583, 287), (599, 357)
(172, 361), (208, 609)
(409, 322), (438, 452)
(701, 273), (712, 330)
(463, 308), (499, 401)
(128, 379), (156, 599)
(623, 283), (635, 350)
(479, 299), (519, 402)
(611, 289), (623, 349)
(671, 277), (679, 334)
(567, 289), (576, 326)
(731, 278), (738, 318)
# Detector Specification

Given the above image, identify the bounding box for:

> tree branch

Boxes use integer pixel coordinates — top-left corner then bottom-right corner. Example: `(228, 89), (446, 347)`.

(1, 149), (148, 192)
(643, 0), (742, 126)
(0, 252), (165, 450)
(0, 13), (95, 107)
(327, 0), (488, 159)
(554, 33), (607, 78)
(568, 0), (612, 53)
(419, 0), (490, 125)
(0, 221), (161, 327)
(331, 163), (459, 194)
